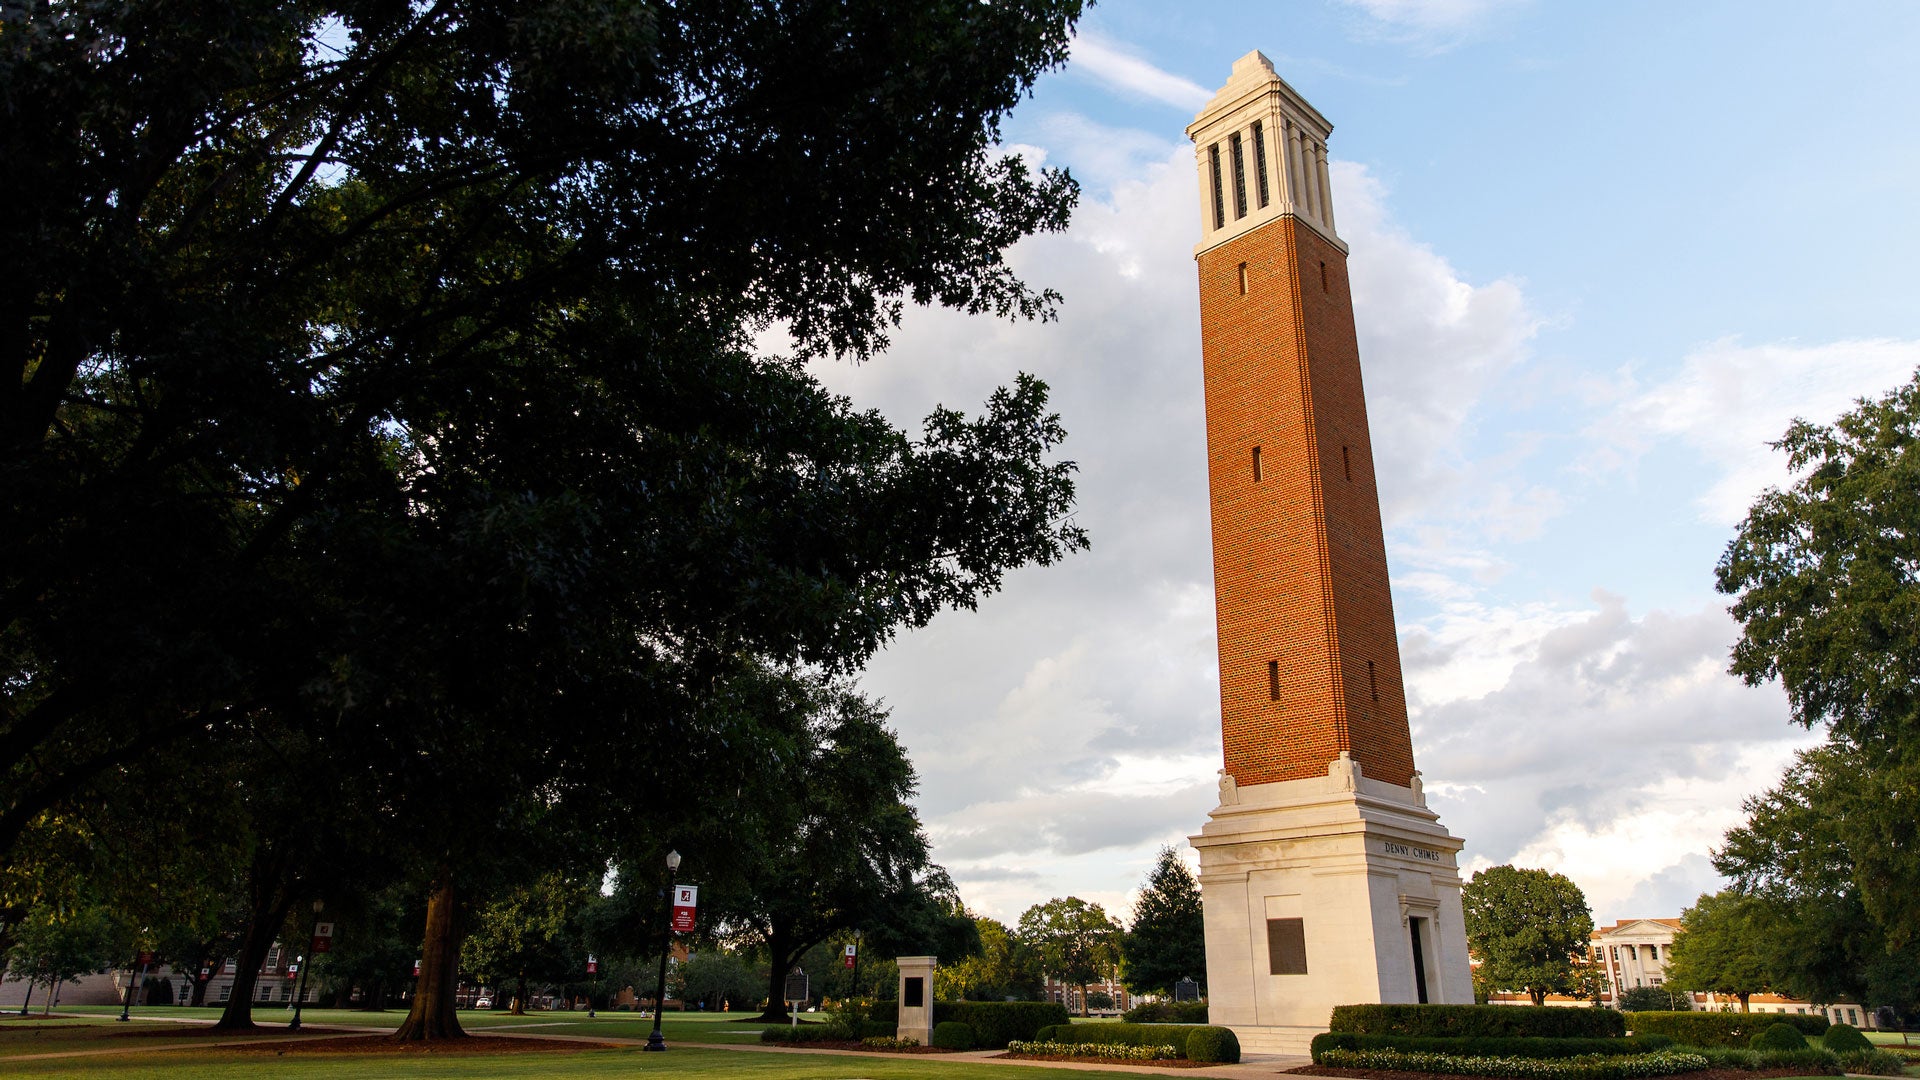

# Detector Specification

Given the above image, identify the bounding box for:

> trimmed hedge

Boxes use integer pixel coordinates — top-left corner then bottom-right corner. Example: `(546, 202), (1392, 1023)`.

(1033, 1021), (1240, 1061)
(1751, 1022), (1807, 1051)
(1312, 1033), (1675, 1062)
(1314, 1048), (1710, 1079)
(1122, 1000), (1209, 1024)
(760, 1025), (843, 1044)
(1820, 1022), (1872, 1053)
(1625, 1010), (1827, 1047)
(1187, 1025), (1241, 1064)
(931, 1021), (976, 1050)
(862, 1001), (1069, 1048)
(1836, 1048), (1907, 1075)
(1684, 1046), (1841, 1073)
(1330, 1004), (1627, 1040)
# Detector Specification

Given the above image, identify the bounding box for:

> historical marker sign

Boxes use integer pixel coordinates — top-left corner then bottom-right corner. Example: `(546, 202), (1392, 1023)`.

(783, 968), (809, 1006)
(1174, 976), (1200, 1002)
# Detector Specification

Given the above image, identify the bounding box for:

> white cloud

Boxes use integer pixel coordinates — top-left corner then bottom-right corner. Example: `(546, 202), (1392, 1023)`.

(1335, 0), (1532, 52)
(1596, 337), (1920, 525)
(1067, 33), (1211, 112)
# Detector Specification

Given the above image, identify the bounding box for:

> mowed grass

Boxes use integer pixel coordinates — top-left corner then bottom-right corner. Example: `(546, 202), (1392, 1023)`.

(36, 1005), (770, 1043)
(0, 1041), (1120, 1080)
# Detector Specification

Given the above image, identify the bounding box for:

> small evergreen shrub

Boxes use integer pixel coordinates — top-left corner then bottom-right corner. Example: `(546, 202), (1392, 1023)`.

(1122, 1000), (1209, 1024)
(1187, 1025), (1241, 1063)
(1628, 1010), (1826, 1047)
(760, 1025), (843, 1043)
(861, 1034), (919, 1050)
(931, 1021), (976, 1050)
(1685, 1046), (1841, 1073)
(1312, 1033), (1675, 1062)
(1820, 1022), (1873, 1053)
(1750, 1022), (1809, 1051)
(1330, 1004), (1626, 1039)
(942, 1001), (1070, 1047)
(1836, 1048), (1906, 1075)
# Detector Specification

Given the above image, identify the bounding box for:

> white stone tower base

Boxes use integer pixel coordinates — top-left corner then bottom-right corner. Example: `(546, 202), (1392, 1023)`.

(1191, 756), (1473, 1055)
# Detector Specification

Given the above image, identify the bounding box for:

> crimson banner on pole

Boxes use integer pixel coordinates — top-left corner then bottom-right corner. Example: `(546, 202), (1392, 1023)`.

(670, 884), (698, 932)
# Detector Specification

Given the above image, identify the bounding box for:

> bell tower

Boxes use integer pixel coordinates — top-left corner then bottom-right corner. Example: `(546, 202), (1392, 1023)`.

(1186, 51), (1474, 1053)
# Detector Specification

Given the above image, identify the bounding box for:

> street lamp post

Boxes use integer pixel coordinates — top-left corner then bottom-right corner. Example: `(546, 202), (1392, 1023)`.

(290, 899), (323, 1031)
(852, 929), (862, 1011)
(643, 849), (681, 1052)
(118, 931), (151, 1022)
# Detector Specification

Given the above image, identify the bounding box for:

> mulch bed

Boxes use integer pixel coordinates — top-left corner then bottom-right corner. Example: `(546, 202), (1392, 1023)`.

(213, 1034), (623, 1055)
(1001, 1052), (1212, 1068)
(1297, 1060), (1835, 1068)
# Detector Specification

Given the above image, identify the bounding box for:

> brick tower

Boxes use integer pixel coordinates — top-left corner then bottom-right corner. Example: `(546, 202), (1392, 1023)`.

(1185, 51), (1473, 1053)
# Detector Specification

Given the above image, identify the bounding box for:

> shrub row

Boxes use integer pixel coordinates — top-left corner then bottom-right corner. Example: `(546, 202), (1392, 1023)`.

(760, 1025), (844, 1044)
(1030, 1022), (1240, 1063)
(1312, 1033), (1675, 1062)
(1680, 1046), (1841, 1073)
(1330, 1004), (1627, 1040)
(931, 1021), (975, 1051)
(1837, 1048), (1908, 1075)
(1314, 1048), (1709, 1080)
(1121, 1000), (1209, 1024)
(862, 1001), (1069, 1047)
(1625, 1010), (1827, 1047)
(1009, 1039), (1181, 1061)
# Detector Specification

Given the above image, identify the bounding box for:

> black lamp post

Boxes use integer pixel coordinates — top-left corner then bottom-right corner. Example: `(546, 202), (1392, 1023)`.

(852, 929), (862, 1009)
(643, 849), (681, 1052)
(117, 931), (151, 1022)
(290, 899), (323, 1031)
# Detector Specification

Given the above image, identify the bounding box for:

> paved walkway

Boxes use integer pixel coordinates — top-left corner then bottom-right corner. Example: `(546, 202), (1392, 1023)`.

(0, 1012), (1318, 1076)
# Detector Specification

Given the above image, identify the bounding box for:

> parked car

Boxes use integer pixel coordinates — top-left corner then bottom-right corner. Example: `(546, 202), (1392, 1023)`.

(474, 997), (491, 1009)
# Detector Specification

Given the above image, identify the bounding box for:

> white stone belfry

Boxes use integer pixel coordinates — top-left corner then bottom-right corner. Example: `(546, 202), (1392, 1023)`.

(1184, 50), (1475, 1056)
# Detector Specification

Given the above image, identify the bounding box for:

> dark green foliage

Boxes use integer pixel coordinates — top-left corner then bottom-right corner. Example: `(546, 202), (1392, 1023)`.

(1836, 1048), (1906, 1075)
(1751, 1022), (1809, 1050)
(1329, 1003), (1627, 1039)
(759, 1025), (844, 1043)
(1122, 1000), (1209, 1024)
(863, 1000), (1066, 1047)
(1031, 1021), (1238, 1060)
(1312, 1034), (1675, 1062)
(1660, 892), (1773, 1009)
(1685, 1046), (1842, 1073)
(1717, 372), (1920, 951)
(1821, 1023), (1872, 1053)
(1462, 866), (1597, 1006)
(1122, 847), (1206, 998)
(1626, 1010), (1827, 1047)
(1015, 897), (1121, 1017)
(1186, 1026), (1241, 1064)
(1617, 986), (1690, 1012)
(931, 1021), (976, 1050)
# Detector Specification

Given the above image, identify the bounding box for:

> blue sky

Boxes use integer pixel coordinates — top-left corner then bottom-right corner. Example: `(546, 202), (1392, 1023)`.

(804, 0), (1920, 928)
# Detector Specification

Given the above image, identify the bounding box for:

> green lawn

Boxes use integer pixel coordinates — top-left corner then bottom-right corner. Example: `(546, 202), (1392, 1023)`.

(0, 1043), (1125, 1079)
(35, 1006), (769, 1044)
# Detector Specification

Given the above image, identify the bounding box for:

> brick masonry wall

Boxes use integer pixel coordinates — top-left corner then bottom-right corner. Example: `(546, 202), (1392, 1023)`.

(1196, 215), (1417, 788)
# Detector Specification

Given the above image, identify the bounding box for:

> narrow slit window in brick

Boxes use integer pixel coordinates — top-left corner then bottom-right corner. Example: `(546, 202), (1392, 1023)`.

(1268, 660), (1280, 701)
(1251, 445), (1262, 482)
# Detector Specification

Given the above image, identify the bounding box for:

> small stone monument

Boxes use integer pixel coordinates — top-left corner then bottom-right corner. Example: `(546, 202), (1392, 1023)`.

(895, 956), (936, 1045)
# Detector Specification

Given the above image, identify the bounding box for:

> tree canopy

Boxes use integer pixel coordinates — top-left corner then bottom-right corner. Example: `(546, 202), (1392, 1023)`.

(1121, 846), (1205, 998)
(1016, 896), (1120, 1017)
(1461, 865), (1594, 1007)
(1660, 891), (1774, 1011)
(5, 0), (1090, 1041)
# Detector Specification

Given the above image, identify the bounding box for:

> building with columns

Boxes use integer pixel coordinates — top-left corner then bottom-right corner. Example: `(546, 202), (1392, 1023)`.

(1184, 50), (1474, 1055)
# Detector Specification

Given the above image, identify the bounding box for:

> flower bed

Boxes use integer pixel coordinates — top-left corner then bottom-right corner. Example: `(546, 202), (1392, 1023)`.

(1008, 1039), (1181, 1061)
(1314, 1048), (1711, 1080)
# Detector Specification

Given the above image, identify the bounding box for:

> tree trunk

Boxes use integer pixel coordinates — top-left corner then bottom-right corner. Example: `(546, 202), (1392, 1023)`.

(510, 974), (528, 1015)
(1738, 992), (1750, 1012)
(358, 978), (388, 1011)
(391, 872), (466, 1040)
(1530, 988), (1547, 1007)
(755, 926), (797, 1023)
(16, 980), (29, 1016)
(1080, 982), (1090, 1017)
(214, 852), (297, 1032)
